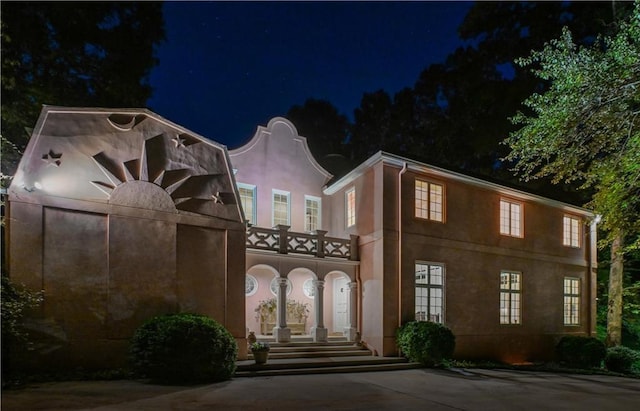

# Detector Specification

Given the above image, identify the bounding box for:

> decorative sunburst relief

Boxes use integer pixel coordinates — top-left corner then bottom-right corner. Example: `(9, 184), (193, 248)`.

(90, 132), (236, 217)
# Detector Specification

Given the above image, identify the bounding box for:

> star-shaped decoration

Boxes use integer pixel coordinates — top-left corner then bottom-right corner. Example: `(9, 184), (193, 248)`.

(172, 135), (186, 148)
(212, 192), (225, 204)
(42, 150), (62, 167)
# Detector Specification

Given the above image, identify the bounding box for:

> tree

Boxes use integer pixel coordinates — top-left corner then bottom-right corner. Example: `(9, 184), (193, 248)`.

(1, 2), (165, 175)
(504, 3), (640, 346)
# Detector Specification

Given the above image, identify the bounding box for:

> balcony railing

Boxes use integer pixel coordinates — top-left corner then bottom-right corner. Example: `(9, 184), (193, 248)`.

(246, 225), (359, 261)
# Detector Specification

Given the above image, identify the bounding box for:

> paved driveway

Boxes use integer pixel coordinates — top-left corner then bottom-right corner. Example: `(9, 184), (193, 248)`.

(3, 368), (639, 410)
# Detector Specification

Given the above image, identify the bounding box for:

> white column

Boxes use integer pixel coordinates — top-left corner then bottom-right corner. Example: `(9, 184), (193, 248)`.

(311, 280), (328, 342)
(273, 277), (291, 342)
(344, 281), (358, 341)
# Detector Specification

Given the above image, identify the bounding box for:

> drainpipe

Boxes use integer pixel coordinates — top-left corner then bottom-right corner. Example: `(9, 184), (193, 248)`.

(588, 215), (600, 336)
(397, 162), (408, 342)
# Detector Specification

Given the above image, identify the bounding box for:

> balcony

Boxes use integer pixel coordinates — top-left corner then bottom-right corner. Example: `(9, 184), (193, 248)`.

(246, 225), (359, 261)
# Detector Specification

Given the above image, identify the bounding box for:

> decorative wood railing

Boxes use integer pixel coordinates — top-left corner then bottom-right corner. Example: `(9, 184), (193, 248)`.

(246, 225), (359, 261)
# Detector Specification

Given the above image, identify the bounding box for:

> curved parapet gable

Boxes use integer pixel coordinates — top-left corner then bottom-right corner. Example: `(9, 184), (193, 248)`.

(8, 106), (244, 222)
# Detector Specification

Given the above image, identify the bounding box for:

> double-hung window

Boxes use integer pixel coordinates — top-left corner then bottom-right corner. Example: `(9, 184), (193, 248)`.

(563, 277), (580, 325)
(346, 187), (356, 227)
(563, 215), (581, 248)
(415, 179), (444, 222)
(305, 195), (321, 232)
(500, 271), (521, 324)
(237, 183), (256, 225)
(415, 262), (444, 323)
(272, 189), (290, 227)
(500, 199), (523, 237)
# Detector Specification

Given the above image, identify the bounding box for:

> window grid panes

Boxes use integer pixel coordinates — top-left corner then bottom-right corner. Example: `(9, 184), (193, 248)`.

(500, 271), (521, 324)
(346, 188), (356, 227)
(305, 196), (321, 232)
(500, 199), (522, 237)
(415, 180), (444, 222)
(563, 216), (580, 248)
(415, 262), (444, 323)
(564, 277), (580, 325)
(238, 184), (256, 225)
(272, 191), (290, 226)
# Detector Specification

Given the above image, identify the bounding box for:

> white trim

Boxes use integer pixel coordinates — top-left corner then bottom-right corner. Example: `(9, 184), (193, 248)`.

(272, 189), (291, 227)
(304, 195), (322, 232)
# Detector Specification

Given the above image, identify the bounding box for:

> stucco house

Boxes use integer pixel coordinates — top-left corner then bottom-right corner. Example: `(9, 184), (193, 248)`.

(5, 108), (597, 370)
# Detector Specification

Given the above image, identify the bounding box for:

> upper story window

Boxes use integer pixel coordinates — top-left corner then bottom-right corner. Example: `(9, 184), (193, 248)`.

(415, 262), (444, 324)
(272, 189), (290, 227)
(500, 199), (523, 237)
(237, 183), (256, 225)
(563, 277), (580, 325)
(305, 195), (321, 232)
(346, 187), (356, 227)
(563, 215), (581, 248)
(500, 271), (521, 325)
(415, 179), (444, 222)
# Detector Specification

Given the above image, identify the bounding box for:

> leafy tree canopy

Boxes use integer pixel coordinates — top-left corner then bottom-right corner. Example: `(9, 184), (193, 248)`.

(1, 2), (165, 175)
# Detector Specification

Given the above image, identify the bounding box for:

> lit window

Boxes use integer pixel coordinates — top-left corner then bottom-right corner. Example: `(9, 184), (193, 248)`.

(563, 215), (581, 248)
(237, 183), (256, 225)
(415, 180), (444, 222)
(245, 274), (258, 296)
(272, 190), (290, 227)
(305, 196), (321, 232)
(415, 262), (444, 323)
(500, 271), (521, 325)
(346, 187), (356, 227)
(563, 277), (580, 325)
(500, 199), (523, 237)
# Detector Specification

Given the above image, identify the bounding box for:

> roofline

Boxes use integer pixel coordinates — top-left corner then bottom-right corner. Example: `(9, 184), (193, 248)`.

(323, 151), (594, 217)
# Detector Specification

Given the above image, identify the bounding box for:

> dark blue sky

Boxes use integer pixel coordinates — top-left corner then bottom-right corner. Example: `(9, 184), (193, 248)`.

(147, 1), (474, 149)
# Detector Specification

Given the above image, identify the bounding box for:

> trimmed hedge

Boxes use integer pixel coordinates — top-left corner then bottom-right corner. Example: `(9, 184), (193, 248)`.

(555, 336), (606, 369)
(129, 313), (238, 384)
(397, 321), (455, 366)
(605, 346), (640, 373)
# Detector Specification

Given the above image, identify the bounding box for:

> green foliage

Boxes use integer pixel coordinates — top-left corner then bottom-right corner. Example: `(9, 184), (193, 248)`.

(249, 341), (270, 352)
(1, 275), (42, 346)
(605, 346), (640, 373)
(129, 313), (237, 384)
(555, 336), (607, 368)
(397, 321), (455, 366)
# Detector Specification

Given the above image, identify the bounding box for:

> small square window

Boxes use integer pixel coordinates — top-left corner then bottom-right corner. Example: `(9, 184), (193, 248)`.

(415, 179), (444, 222)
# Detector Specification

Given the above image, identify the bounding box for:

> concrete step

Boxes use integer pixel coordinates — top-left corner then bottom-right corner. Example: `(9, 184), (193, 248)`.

(267, 344), (369, 353)
(260, 350), (372, 360)
(235, 356), (421, 377)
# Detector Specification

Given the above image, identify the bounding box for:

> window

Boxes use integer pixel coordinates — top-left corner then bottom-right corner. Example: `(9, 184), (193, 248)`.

(500, 199), (523, 237)
(500, 271), (521, 324)
(237, 183), (256, 225)
(245, 274), (258, 296)
(415, 262), (444, 323)
(272, 190), (290, 227)
(563, 215), (581, 248)
(346, 187), (356, 227)
(305, 196), (321, 232)
(564, 277), (580, 325)
(303, 279), (315, 298)
(415, 180), (444, 222)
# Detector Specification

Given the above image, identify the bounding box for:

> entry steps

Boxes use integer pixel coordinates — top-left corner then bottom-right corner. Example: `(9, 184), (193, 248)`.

(235, 339), (421, 377)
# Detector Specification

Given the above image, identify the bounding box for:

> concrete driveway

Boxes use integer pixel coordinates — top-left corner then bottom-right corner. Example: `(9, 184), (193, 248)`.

(2, 368), (639, 411)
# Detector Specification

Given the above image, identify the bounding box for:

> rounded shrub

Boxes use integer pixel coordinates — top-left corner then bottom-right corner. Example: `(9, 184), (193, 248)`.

(397, 321), (455, 366)
(605, 346), (640, 374)
(129, 313), (238, 384)
(555, 336), (606, 369)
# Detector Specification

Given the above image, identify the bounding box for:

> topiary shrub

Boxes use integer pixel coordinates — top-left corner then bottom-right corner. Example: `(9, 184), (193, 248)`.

(397, 321), (455, 366)
(129, 313), (238, 384)
(555, 336), (606, 369)
(605, 346), (640, 374)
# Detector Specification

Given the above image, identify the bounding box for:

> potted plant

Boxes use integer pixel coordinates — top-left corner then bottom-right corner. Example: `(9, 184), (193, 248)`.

(250, 341), (270, 364)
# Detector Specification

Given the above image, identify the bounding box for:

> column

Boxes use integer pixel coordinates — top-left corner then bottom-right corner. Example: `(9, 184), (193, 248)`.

(272, 277), (291, 342)
(311, 280), (328, 342)
(344, 281), (358, 341)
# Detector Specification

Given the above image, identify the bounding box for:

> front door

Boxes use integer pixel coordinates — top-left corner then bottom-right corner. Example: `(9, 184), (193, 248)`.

(333, 277), (349, 333)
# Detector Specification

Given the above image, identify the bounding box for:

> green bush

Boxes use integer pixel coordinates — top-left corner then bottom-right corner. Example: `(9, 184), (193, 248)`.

(555, 336), (606, 368)
(397, 321), (455, 366)
(129, 313), (238, 384)
(605, 346), (640, 374)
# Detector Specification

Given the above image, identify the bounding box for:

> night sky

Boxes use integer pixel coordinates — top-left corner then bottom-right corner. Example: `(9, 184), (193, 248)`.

(147, 1), (474, 149)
